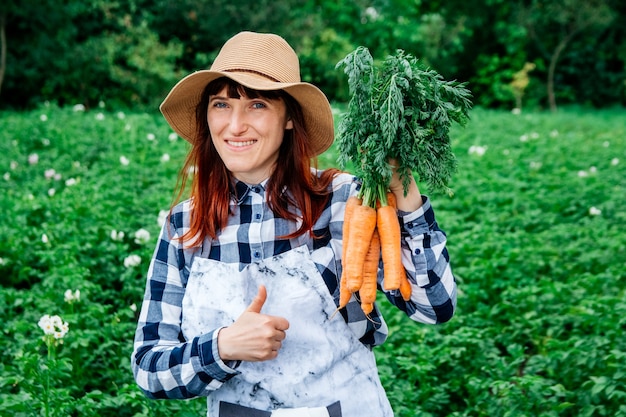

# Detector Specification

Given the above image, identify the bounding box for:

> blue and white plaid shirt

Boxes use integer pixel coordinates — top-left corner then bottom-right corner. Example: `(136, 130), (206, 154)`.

(132, 171), (457, 399)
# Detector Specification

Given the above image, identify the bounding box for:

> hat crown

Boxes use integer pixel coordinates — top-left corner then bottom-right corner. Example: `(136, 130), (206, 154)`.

(210, 32), (301, 84)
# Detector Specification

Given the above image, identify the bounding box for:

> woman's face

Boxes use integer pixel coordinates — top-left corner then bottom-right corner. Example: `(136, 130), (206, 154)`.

(207, 87), (293, 184)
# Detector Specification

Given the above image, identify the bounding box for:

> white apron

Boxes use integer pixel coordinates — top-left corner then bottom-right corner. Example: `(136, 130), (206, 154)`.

(181, 245), (394, 417)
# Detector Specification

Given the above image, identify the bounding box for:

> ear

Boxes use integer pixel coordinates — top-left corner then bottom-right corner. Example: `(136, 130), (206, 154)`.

(285, 119), (294, 130)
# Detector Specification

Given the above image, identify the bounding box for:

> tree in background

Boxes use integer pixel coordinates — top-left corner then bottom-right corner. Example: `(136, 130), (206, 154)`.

(519, 0), (615, 111)
(0, 10), (6, 95)
(0, 0), (624, 110)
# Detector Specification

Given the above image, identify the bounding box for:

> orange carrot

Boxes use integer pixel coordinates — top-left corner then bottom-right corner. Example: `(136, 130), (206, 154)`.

(339, 273), (352, 309)
(386, 192), (397, 209)
(377, 204), (404, 291)
(342, 196), (361, 265)
(359, 228), (380, 309)
(399, 275), (412, 301)
(344, 203), (377, 292)
(338, 196), (361, 309)
(361, 302), (374, 315)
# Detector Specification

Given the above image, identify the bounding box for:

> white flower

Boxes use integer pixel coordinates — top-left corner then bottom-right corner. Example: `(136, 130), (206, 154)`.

(98, 100), (105, 108)
(511, 108), (521, 115)
(603, 141), (610, 148)
(529, 161), (542, 170)
(589, 166), (597, 174)
(28, 153), (39, 165)
(42, 138), (50, 146)
(110, 229), (125, 241)
(40, 114), (48, 122)
(611, 158), (619, 166)
(65, 178), (77, 186)
(95, 112), (105, 121)
(589, 207), (602, 216)
(364, 6), (379, 20)
(45, 168), (57, 179)
(161, 153), (170, 162)
(3, 172), (9, 181)
(117, 111), (125, 119)
(120, 156), (130, 166)
(578, 170), (589, 178)
(38, 314), (69, 339)
(41, 233), (49, 243)
(530, 132), (539, 139)
(146, 133), (156, 141)
(73, 104), (86, 112)
(64, 289), (81, 303)
(130, 303), (137, 312)
(519, 134), (528, 142)
(0, 257), (5, 265)
(168, 132), (178, 141)
(124, 123), (132, 131)
(134, 228), (151, 244)
(48, 188), (56, 197)
(549, 130), (559, 138)
(10, 161), (18, 170)
(157, 210), (169, 226)
(124, 254), (141, 268)
(468, 145), (487, 156)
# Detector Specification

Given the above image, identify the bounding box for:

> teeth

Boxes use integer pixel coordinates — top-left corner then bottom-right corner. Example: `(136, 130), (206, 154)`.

(228, 140), (256, 147)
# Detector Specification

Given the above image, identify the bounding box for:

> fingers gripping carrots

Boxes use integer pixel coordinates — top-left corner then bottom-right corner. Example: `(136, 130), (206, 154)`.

(340, 192), (412, 315)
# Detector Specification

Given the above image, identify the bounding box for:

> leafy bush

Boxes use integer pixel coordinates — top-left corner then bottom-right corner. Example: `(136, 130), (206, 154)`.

(0, 105), (625, 416)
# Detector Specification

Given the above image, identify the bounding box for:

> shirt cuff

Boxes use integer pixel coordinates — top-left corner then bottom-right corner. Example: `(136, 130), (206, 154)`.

(398, 196), (433, 237)
(197, 327), (240, 382)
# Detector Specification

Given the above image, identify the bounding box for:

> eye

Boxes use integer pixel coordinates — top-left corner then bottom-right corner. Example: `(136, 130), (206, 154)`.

(213, 101), (228, 109)
(251, 101), (267, 109)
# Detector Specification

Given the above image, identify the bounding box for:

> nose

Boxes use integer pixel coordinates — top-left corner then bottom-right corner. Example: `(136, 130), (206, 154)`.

(228, 106), (248, 135)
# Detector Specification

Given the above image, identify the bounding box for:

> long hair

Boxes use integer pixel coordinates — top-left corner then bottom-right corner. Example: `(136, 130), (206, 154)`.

(172, 77), (339, 247)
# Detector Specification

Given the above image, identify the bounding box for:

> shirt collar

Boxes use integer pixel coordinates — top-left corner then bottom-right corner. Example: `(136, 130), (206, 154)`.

(231, 179), (268, 204)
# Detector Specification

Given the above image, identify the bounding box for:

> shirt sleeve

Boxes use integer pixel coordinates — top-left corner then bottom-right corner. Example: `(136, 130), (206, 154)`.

(130, 207), (239, 399)
(380, 196), (457, 324)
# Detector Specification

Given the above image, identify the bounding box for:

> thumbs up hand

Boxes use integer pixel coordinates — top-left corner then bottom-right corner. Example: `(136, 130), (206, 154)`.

(217, 285), (290, 362)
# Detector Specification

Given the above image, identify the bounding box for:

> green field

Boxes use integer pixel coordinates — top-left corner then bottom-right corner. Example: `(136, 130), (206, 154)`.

(1, 105), (625, 416)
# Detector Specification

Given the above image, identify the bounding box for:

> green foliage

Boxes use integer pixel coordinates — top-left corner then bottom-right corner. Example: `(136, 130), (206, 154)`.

(2, 0), (625, 110)
(0, 105), (625, 415)
(377, 106), (626, 416)
(336, 47), (472, 204)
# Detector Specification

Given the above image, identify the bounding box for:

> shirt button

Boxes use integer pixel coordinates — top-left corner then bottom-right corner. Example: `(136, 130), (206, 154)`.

(407, 222), (414, 228)
(253, 186), (261, 193)
(414, 248), (421, 255)
(255, 213), (261, 220)
(253, 251), (261, 258)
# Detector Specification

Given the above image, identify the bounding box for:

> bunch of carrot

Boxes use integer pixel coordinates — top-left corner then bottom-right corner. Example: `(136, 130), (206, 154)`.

(335, 46), (471, 315)
(340, 191), (412, 315)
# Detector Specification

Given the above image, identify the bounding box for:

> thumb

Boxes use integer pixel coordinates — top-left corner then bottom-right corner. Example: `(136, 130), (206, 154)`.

(246, 285), (267, 313)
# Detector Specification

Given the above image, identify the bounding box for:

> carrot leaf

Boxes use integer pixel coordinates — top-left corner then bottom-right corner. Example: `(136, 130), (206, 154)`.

(336, 47), (472, 201)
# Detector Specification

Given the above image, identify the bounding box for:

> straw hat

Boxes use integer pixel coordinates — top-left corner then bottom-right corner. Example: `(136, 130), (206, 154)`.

(160, 31), (334, 157)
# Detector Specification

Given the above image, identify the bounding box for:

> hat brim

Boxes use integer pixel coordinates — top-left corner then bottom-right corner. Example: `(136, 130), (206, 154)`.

(160, 70), (334, 157)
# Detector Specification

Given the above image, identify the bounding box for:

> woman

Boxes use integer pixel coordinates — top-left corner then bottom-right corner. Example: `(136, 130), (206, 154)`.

(132, 31), (457, 417)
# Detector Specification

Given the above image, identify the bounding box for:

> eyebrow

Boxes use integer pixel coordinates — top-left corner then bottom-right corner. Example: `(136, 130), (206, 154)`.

(209, 95), (231, 101)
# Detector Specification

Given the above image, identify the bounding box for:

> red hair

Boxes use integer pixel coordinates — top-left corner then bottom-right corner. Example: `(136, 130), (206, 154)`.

(172, 78), (339, 247)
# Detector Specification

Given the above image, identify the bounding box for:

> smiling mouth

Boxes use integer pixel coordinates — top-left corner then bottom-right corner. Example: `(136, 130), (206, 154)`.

(227, 140), (257, 147)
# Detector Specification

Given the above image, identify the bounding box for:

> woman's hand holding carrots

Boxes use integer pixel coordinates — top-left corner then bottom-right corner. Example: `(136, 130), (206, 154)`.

(388, 159), (423, 212)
